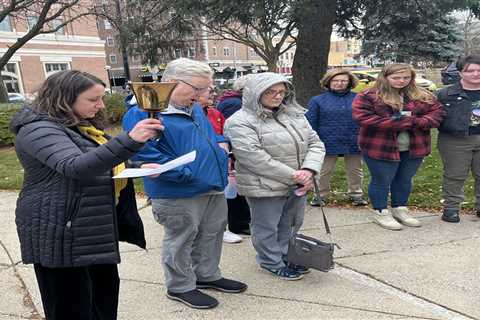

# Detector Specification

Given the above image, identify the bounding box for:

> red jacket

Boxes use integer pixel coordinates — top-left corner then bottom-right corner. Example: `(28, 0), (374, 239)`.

(352, 89), (445, 161)
(206, 107), (225, 135)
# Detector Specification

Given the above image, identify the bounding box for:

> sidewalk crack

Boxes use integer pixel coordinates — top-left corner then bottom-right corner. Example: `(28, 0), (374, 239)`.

(334, 263), (479, 320)
(0, 240), (42, 320)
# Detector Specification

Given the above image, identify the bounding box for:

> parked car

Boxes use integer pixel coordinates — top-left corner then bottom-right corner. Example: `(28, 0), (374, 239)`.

(441, 62), (460, 85)
(8, 92), (26, 103)
(351, 69), (437, 92)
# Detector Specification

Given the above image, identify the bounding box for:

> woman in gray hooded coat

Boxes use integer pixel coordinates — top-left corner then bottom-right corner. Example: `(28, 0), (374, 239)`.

(224, 73), (325, 280)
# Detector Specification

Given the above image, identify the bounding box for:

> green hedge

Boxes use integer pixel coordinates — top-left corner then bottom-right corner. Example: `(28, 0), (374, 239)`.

(0, 103), (22, 146)
(0, 94), (127, 146)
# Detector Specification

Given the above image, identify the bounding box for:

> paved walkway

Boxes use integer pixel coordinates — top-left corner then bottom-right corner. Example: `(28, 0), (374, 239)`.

(1, 190), (479, 320)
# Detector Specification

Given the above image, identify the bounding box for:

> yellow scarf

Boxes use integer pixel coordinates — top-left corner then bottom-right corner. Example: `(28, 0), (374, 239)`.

(77, 125), (127, 202)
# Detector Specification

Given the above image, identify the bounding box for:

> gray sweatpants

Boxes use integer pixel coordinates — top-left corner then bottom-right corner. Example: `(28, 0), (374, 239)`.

(438, 133), (480, 211)
(152, 194), (227, 293)
(246, 195), (306, 270)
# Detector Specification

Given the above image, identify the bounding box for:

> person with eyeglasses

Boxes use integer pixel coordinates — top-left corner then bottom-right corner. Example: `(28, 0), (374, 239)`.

(224, 73), (325, 280)
(306, 69), (368, 207)
(123, 58), (247, 310)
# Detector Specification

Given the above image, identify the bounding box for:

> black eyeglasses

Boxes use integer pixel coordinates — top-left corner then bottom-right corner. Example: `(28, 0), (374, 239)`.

(178, 79), (210, 94)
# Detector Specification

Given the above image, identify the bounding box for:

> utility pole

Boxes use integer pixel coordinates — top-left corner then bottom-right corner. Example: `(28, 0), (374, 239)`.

(114, 0), (131, 82)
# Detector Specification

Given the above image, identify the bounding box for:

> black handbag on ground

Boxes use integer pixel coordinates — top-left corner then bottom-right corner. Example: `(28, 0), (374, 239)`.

(287, 178), (337, 272)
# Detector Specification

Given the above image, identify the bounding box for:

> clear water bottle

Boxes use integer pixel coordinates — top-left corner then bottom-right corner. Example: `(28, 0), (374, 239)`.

(224, 174), (238, 199)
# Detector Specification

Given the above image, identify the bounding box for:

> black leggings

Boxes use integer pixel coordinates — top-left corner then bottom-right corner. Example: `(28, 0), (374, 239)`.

(227, 195), (251, 233)
(34, 264), (119, 320)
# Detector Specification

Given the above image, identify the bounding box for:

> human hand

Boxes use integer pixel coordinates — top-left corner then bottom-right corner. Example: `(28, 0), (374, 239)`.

(295, 180), (314, 195)
(140, 163), (162, 178)
(293, 169), (313, 186)
(128, 118), (164, 143)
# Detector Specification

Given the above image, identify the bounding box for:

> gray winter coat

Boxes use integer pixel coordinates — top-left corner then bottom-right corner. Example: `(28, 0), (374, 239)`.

(224, 73), (325, 197)
(11, 107), (146, 267)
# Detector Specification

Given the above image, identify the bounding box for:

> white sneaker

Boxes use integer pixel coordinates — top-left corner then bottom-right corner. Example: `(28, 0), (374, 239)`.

(223, 230), (242, 243)
(372, 209), (403, 230)
(390, 207), (421, 227)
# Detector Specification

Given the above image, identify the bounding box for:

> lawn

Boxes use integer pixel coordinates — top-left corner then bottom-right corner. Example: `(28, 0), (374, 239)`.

(0, 129), (476, 211)
(324, 130), (476, 212)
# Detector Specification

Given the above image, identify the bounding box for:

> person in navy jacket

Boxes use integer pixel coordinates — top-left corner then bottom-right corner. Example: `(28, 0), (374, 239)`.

(123, 58), (246, 310)
(306, 69), (367, 207)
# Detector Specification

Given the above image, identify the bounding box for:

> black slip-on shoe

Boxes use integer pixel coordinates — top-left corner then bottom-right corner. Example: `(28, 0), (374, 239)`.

(196, 278), (247, 293)
(351, 197), (368, 206)
(166, 289), (218, 309)
(441, 210), (460, 223)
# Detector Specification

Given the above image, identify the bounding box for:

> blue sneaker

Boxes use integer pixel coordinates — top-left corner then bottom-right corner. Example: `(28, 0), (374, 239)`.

(287, 263), (311, 274)
(261, 266), (303, 280)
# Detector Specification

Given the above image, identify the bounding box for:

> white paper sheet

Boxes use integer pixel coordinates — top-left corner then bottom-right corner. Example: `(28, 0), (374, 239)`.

(113, 151), (196, 179)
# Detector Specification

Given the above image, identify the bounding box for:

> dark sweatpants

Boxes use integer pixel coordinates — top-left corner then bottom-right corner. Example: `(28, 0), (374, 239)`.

(34, 263), (119, 320)
(227, 195), (251, 234)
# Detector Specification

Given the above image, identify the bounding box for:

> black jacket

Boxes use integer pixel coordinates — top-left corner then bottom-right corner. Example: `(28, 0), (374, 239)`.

(437, 82), (474, 136)
(11, 106), (146, 267)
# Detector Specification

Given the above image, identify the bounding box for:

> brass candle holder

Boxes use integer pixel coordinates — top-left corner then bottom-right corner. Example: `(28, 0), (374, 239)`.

(131, 82), (178, 118)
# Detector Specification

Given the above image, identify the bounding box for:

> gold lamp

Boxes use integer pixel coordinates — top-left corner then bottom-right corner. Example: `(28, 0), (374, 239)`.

(131, 82), (178, 118)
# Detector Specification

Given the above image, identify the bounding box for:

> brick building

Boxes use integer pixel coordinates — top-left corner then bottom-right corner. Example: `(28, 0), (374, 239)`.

(0, 5), (107, 99)
(96, 4), (267, 87)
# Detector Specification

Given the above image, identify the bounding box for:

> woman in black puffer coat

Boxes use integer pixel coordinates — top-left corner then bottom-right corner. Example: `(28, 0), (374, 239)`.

(10, 70), (163, 320)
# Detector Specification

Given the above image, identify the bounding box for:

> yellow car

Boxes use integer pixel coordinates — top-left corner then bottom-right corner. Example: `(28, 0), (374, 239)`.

(351, 70), (437, 93)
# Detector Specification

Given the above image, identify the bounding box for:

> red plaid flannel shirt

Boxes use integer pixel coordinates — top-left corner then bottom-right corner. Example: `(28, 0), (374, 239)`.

(352, 89), (445, 161)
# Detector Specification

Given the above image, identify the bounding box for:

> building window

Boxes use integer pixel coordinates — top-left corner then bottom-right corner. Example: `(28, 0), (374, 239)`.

(188, 47), (196, 58)
(249, 48), (257, 56)
(52, 18), (64, 35)
(2, 63), (20, 93)
(109, 54), (117, 64)
(174, 48), (182, 58)
(44, 63), (69, 77)
(106, 36), (114, 47)
(212, 47), (217, 56)
(223, 47), (230, 56)
(104, 19), (112, 30)
(27, 16), (38, 30)
(0, 16), (12, 32)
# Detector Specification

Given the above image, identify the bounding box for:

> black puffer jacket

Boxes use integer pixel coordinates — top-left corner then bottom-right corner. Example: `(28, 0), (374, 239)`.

(11, 106), (146, 267)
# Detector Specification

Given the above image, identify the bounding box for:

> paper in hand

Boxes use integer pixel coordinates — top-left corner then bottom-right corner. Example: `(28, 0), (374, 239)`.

(113, 151), (196, 179)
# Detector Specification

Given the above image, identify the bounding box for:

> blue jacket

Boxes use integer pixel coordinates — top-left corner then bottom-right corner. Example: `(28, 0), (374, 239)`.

(217, 96), (242, 119)
(305, 91), (360, 155)
(122, 103), (228, 198)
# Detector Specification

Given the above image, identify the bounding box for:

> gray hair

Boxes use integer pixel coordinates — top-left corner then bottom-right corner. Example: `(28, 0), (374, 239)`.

(162, 58), (213, 81)
(233, 75), (251, 91)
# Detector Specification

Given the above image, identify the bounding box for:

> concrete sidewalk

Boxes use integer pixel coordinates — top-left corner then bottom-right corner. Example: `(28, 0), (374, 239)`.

(1, 190), (479, 320)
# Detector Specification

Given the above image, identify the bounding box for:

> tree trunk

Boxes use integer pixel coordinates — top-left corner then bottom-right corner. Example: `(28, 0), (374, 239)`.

(292, 0), (336, 106)
(0, 72), (9, 103)
(267, 60), (278, 72)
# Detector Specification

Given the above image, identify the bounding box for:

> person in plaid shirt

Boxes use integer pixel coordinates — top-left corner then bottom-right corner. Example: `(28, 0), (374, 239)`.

(352, 64), (444, 230)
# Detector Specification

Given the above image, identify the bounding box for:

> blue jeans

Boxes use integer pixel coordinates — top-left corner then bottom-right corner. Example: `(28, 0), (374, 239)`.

(363, 152), (423, 210)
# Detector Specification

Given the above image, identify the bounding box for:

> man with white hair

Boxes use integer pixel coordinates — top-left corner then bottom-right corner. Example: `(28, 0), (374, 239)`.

(123, 58), (247, 309)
